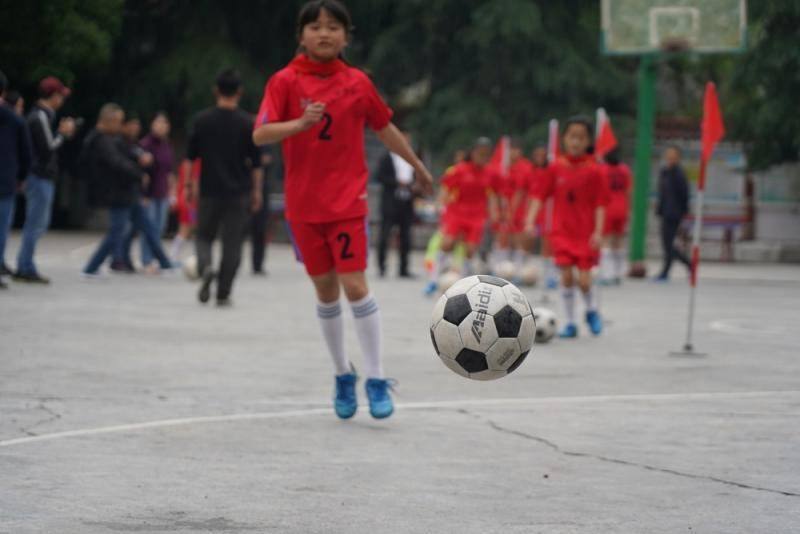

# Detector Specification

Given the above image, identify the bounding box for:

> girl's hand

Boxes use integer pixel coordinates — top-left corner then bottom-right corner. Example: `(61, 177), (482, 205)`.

(299, 102), (326, 130)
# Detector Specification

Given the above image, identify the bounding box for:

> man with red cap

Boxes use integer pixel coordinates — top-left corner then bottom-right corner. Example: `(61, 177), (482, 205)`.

(13, 77), (76, 284)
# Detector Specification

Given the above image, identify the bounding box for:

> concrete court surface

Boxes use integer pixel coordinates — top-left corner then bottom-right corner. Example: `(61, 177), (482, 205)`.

(1, 232), (799, 533)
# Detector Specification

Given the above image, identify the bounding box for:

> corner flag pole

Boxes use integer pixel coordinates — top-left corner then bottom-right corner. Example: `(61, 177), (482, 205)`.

(680, 82), (725, 354)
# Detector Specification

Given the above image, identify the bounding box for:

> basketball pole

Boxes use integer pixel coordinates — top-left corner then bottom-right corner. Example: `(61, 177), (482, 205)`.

(628, 55), (657, 278)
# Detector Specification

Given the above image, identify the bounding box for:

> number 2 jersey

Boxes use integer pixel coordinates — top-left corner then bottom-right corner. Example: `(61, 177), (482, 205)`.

(256, 54), (393, 223)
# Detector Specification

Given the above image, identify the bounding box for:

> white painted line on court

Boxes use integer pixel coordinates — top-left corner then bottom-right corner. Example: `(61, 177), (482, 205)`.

(1, 390), (797, 448)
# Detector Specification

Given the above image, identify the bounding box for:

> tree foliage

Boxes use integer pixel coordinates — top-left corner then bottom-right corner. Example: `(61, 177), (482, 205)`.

(1, 0), (797, 169)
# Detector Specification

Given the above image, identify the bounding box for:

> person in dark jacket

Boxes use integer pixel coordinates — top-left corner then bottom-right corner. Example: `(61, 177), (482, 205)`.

(0, 71), (33, 288)
(655, 146), (691, 281)
(375, 131), (418, 278)
(14, 76), (76, 284)
(82, 104), (171, 277)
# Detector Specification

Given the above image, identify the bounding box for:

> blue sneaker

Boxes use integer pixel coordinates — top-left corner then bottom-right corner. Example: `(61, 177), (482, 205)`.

(586, 311), (603, 336)
(559, 323), (578, 338)
(365, 378), (396, 419)
(653, 275), (669, 283)
(423, 281), (438, 296)
(334, 373), (358, 420)
(546, 277), (559, 290)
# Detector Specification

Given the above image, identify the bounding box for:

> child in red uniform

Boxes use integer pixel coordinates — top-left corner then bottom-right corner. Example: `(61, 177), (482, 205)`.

(171, 159), (201, 262)
(526, 117), (608, 338)
(529, 145), (559, 289)
(599, 148), (632, 285)
(435, 138), (498, 283)
(505, 139), (535, 275)
(253, 0), (433, 420)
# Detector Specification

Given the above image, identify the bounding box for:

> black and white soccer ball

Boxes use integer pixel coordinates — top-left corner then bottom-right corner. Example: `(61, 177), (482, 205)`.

(532, 307), (557, 344)
(430, 275), (536, 381)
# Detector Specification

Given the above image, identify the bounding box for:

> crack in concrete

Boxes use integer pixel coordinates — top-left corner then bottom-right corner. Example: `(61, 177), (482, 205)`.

(19, 398), (62, 437)
(459, 409), (800, 498)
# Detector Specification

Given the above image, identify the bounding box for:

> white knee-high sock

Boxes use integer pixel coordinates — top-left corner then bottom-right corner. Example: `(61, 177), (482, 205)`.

(612, 249), (625, 279)
(600, 248), (613, 280)
(581, 288), (597, 313)
(351, 294), (383, 379)
(562, 286), (576, 324)
(170, 236), (187, 261)
(462, 258), (474, 276)
(437, 250), (452, 275)
(317, 300), (349, 376)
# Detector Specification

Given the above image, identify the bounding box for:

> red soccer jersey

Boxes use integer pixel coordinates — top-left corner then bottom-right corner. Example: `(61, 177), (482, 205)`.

(256, 55), (393, 223)
(528, 164), (553, 226)
(534, 155), (609, 242)
(602, 162), (632, 219)
(442, 161), (495, 220)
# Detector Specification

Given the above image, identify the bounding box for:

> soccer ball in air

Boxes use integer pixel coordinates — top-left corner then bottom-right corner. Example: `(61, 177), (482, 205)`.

(430, 275), (536, 380)
(183, 255), (200, 281)
(532, 307), (557, 344)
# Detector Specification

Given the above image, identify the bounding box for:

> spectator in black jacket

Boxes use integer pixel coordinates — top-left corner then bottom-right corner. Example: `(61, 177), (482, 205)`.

(15, 76), (76, 284)
(0, 71), (33, 288)
(375, 131), (418, 278)
(82, 104), (171, 277)
(655, 146), (691, 282)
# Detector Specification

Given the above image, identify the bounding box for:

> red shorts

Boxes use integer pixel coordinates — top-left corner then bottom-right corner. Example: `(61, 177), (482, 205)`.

(551, 236), (599, 270)
(443, 215), (485, 245)
(177, 204), (197, 226)
(604, 215), (628, 236)
(289, 217), (368, 276)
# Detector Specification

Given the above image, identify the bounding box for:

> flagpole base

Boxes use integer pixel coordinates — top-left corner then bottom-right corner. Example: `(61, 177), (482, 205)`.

(669, 345), (708, 358)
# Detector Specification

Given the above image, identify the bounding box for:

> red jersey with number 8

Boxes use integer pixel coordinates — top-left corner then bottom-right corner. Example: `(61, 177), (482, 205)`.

(256, 55), (393, 223)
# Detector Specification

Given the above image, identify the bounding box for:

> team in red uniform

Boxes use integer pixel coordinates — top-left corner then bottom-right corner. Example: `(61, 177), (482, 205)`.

(599, 149), (632, 285)
(528, 146), (560, 288)
(490, 140), (533, 276)
(253, 0), (433, 420)
(527, 117), (608, 338)
(170, 159), (201, 262)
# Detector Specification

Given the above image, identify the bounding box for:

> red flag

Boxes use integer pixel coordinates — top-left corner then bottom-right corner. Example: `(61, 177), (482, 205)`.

(489, 136), (511, 176)
(547, 119), (560, 163)
(595, 120), (618, 160)
(701, 82), (725, 165)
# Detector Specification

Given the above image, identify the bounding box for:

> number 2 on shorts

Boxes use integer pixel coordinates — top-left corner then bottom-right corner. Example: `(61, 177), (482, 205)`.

(337, 232), (354, 260)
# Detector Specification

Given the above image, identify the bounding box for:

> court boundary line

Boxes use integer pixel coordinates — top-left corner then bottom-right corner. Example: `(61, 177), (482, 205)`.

(1, 389), (798, 448)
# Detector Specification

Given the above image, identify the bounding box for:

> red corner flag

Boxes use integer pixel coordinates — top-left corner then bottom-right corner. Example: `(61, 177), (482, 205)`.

(700, 82), (725, 188)
(595, 120), (618, 160)
(490, 135), (511, 176)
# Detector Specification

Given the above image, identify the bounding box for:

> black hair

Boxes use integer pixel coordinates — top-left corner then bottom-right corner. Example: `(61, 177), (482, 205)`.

(564, 115), (594, 138)
(604, 147), (621, 165)
(296, 0), (353, 59)
(151, 110), (170, 123)
(216, 68), (242, 97)
(5, 90), (22, 108)
(297, 0), (353, 38)
(0, 70), (7, 94)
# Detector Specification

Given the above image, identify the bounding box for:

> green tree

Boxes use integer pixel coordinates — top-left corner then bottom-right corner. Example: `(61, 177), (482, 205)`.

(0, 0), (123, 88)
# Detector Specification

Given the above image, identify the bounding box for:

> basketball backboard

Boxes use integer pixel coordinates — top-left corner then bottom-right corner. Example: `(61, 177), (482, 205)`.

(601, 0), (747, 55)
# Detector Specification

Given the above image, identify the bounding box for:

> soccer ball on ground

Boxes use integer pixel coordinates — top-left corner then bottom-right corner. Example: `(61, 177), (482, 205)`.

(532, 307), (557, 344)
(438, 270), (462, 293)
(183, 255), (200, 281)
(430, 275), (536, 381)
(520, 263), (539, 287)
(494, 260), (516, 281)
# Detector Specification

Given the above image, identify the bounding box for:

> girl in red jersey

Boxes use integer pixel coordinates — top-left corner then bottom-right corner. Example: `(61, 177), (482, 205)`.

(434, 138), (498, 284)
(253, 0), (433, 420)
(528, 145), (559, 289)
(504, 139), (536, 276)
(170, 159), (201, 262)
(599, 148), (632, 285)
(526, 117), (608, 338)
